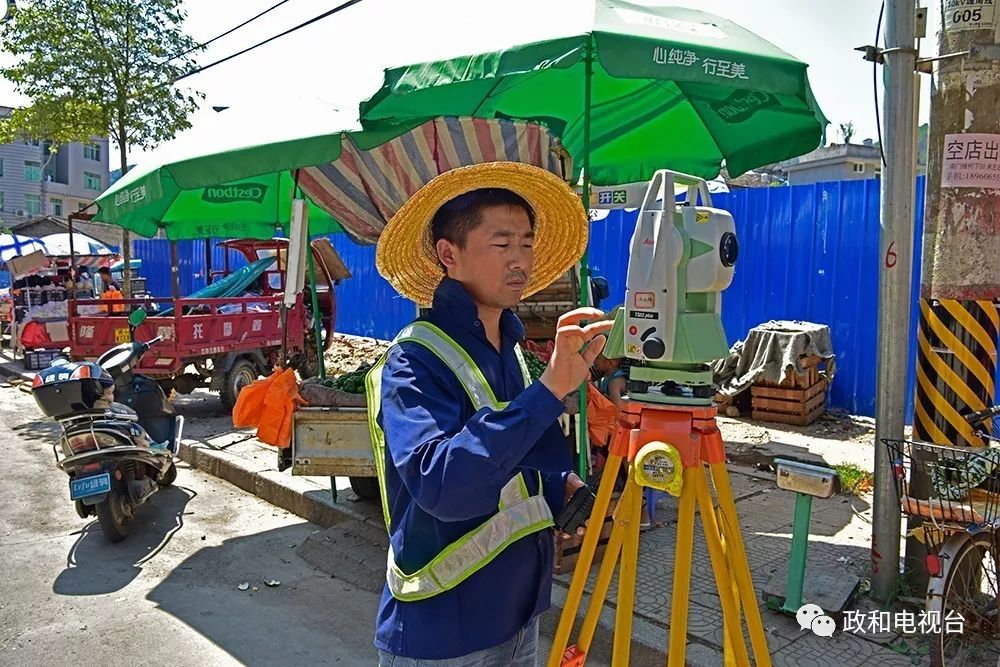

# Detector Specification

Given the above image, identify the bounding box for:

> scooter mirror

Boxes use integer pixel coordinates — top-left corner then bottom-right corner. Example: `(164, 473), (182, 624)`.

(128, 308), (147, 328)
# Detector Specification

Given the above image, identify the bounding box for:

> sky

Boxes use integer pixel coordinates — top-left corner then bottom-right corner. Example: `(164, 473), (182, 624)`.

(0, 0), (937, 168)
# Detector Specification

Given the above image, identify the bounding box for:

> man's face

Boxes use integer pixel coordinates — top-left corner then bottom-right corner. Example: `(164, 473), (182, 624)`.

(438, 204), (534, 310)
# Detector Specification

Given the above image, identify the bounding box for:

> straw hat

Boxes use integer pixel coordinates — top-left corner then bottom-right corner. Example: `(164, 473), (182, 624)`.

(376, 162), (589, 306)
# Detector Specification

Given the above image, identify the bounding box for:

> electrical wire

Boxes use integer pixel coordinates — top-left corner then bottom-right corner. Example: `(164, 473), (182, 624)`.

(164, 0), (294, 64)
(174, 0), (365, 83)
(874, 0), (886, 166)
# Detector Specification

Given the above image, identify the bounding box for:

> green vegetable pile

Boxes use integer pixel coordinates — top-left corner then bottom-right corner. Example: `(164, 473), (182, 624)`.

(524, 350), (547, 381)
(323, 362), (374, 394)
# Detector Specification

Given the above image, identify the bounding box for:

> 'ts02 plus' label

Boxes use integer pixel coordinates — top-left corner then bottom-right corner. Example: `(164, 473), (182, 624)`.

(630, 310), (659, 320)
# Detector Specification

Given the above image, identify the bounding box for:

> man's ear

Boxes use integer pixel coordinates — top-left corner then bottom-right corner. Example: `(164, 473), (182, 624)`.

(435, 238), (458, 271)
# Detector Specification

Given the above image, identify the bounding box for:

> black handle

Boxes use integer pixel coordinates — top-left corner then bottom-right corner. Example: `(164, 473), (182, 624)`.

(554, 484), (596, 535)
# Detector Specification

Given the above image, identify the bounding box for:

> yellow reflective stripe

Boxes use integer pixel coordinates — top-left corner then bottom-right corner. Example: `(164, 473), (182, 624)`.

(500, 471), (526, 509)
(396, 322), (499, 410)
(365, 355), (392, 531)
(408, 321), (501, 407)
(419, 321), (500, 404)
(386, 493), (554, 601)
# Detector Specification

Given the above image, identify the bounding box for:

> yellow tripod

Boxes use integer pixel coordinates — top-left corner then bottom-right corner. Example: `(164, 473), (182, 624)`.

(548, 399), (773, 667)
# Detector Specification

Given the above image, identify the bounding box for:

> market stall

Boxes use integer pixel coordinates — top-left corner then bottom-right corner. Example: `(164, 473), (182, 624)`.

(8, 233), (117, 355)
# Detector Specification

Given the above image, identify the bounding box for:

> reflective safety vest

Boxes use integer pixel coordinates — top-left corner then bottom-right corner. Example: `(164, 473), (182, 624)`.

(365, 321), (555, 602)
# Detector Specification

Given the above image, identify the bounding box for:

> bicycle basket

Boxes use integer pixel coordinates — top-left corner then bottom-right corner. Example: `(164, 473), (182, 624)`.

(882, 438), (1000, 533)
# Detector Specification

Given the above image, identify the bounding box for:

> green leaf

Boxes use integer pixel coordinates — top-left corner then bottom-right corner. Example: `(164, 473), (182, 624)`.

(888, 638), (911, 655)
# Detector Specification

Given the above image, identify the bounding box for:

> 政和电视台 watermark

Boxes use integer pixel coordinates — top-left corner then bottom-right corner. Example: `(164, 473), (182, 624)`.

(797, 603), (964, 637)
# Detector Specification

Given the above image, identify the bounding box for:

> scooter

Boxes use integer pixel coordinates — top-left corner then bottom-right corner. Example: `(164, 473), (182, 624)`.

(30, 309), (184, 542)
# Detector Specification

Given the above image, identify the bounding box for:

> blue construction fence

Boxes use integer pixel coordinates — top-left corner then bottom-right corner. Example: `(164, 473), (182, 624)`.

(131, 176), (942, 419)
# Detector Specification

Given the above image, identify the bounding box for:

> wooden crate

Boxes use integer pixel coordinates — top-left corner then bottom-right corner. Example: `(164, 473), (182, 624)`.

(751, 376), (828, 426)
(752, 404), (825, 427)
(553, 495), (617, 575)
(756, 355), (826, 390)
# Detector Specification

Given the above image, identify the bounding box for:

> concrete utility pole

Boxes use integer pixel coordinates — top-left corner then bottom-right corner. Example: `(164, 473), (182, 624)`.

(871, 0), (918, 603)
(909, 0), (1000, 586)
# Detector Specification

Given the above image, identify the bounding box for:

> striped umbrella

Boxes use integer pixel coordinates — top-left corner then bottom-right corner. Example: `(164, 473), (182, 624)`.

(298, 117), (569, 244)
(39, 233), (113, 257)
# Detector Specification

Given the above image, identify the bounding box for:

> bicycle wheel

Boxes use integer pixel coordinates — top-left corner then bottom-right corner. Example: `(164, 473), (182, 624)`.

(930, 531), (1000, 666)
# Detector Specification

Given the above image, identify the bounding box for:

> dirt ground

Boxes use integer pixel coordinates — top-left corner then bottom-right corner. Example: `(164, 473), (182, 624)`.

(324, 333), (389, 376)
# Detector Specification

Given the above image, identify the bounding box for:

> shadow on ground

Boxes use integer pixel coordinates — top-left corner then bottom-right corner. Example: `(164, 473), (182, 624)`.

(53, 485), (195, 596)
(144, 522), (380, 665)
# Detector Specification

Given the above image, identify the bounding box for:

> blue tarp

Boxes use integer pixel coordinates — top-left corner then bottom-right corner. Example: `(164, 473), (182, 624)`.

(157, 255), (275, 316)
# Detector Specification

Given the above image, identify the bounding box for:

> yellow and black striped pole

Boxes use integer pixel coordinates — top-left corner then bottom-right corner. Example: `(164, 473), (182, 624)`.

(914, 299), (997, 448)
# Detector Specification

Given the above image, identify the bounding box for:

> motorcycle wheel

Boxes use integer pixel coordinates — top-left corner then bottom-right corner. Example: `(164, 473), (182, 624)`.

(157, 461), (177, 487)
(95, 490), (131, 543)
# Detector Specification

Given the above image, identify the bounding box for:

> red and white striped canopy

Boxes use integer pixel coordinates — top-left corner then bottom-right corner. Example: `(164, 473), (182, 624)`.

(297, 117), (571, 245)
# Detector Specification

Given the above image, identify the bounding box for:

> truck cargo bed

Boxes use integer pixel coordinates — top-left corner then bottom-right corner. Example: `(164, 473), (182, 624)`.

(291, 406), (374, 477)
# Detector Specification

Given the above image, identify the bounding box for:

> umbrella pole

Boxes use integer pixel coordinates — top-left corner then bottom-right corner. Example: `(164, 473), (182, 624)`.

(576, 34), (595, 480)
(205, 238), (212, 286)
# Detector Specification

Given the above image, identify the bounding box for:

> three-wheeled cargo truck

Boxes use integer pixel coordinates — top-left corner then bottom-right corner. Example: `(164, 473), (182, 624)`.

(69, 237), (348, 408)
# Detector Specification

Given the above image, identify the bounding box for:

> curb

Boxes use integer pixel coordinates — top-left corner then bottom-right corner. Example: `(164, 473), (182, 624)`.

(176, 439), (383, 530)
(0, 360), (34, 383)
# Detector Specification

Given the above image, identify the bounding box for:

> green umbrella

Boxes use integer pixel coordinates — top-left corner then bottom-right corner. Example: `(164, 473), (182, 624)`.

(360, 0), (827, 478)
(91, 121), (421, 240)
(360, 0), (827, 184)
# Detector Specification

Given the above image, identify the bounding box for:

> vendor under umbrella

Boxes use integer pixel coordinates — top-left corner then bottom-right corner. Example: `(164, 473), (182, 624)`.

(97, 267), (124, 313)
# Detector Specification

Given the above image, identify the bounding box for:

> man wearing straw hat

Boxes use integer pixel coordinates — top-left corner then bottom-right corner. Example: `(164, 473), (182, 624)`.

(367, 162), (612, 665)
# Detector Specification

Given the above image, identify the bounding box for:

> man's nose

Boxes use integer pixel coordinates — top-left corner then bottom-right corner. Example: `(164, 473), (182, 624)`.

(508, 245), (533, 272)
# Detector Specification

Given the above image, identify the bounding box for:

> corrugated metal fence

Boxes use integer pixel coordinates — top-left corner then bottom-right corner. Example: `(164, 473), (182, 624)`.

(133, 177), (946, 418)
(133, 238), (248, 298)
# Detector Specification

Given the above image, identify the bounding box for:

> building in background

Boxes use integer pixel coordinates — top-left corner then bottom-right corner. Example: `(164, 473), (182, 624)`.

(0, 104), (111, 225)
(779, 141), (883, 185)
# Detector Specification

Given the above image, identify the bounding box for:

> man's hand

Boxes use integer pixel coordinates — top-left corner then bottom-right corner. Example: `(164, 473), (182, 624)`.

(564, 472), (585, 505)
(540, 308), (614, 400)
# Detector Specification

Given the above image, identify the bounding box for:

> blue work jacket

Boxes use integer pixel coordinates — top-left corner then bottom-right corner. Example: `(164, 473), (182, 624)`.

(374, 277), (572, 659)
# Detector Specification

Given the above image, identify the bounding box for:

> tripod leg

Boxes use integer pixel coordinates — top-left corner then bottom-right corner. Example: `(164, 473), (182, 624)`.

(709, 462), (772, 667)
(716, 507), (743, 667)
(667, 467), (698, 667)
(612, 468), (642, 667)
(577, 478), (637, 656)
(692, 465), (751, 667)
(548, 453), (624, 667)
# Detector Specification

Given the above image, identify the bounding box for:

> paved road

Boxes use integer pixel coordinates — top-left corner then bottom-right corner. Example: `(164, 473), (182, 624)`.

(0, 385), (381, 666)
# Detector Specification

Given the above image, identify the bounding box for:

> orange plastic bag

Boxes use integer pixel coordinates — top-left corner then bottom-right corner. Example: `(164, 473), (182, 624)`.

(256, 368), (307, 448)
(232, 370), (280, 429)
(586, 383), (619, 448)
